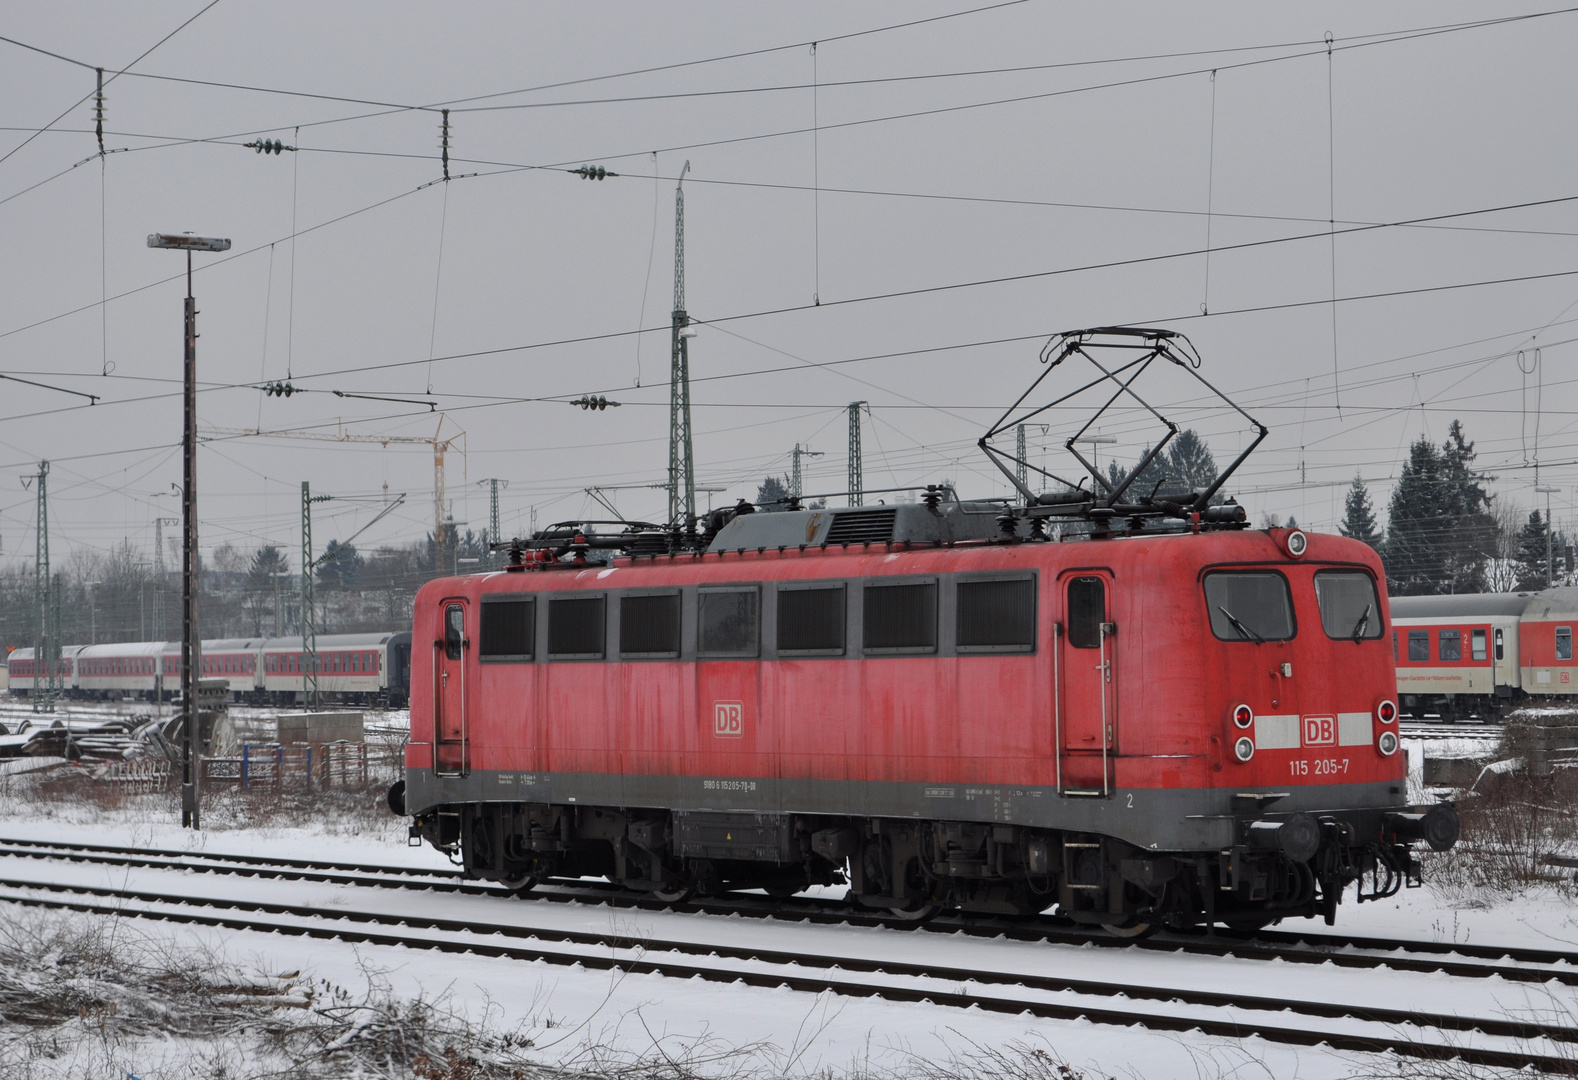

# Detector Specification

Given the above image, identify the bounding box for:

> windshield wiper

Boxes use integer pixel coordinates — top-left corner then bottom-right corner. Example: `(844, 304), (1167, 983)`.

(1217, 605), (1265, 643)
(1350, 603), (1372, 642)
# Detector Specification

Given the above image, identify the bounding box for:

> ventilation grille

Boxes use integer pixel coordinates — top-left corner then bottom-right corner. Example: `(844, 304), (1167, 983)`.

(824, 507), (898, 544)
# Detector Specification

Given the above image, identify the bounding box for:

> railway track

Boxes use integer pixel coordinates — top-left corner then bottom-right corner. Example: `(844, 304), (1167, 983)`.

(2, 837), (1576, 1072)
(1, 834), (1573, 985)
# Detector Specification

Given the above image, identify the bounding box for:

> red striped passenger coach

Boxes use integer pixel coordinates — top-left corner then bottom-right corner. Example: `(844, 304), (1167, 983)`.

(399, 502), (1458, 932)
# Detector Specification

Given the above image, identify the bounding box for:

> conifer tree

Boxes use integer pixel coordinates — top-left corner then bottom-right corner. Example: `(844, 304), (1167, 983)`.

(1382, 421), (1495, 594)
(1338, 474), (1382, 549)
(1515, 509), (1550, 590)
(1166, 429), (1218, 493)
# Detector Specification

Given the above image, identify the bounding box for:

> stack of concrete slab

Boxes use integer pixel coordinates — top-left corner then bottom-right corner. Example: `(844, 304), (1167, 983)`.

(276, 711), (364, 747)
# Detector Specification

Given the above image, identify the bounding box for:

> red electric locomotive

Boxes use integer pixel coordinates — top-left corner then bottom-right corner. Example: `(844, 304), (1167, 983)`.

(394, 329), (1459, 931)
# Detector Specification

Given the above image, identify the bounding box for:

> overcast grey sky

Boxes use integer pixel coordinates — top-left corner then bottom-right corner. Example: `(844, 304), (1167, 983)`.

(3, 1), (1577, 568)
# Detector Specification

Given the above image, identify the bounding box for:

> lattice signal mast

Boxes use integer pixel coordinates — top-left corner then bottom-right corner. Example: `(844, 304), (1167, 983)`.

(847, 403), (866, 507)
(669, 161), (696, 526)
(791, 444), (824, 500)
(478, 478), (507, 566)
(30, 461), (59, 713)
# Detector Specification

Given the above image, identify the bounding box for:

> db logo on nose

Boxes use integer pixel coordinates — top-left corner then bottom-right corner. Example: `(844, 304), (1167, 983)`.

(713, 701), (743, 738)
(1302, 714), (1336, 747)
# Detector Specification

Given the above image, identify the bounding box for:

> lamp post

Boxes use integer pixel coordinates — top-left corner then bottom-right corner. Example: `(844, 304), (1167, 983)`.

(147, 231), (231, 830)
(86, 580), (102, 644)
(1076, 434), (1118, 486)
(1537, 485), (1560, 587)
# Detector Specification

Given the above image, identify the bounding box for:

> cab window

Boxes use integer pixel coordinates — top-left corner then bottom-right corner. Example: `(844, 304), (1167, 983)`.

(1313, 571), (1383, 641)
(1203, 571), (1295, 642)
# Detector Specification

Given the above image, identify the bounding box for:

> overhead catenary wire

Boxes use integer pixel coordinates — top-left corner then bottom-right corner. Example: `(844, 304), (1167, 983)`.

(811, 41), (821, 307)
(5, 5), (1563, 221)
(0, 0), (223, 169)
(1326, 30), (1341, 415)
(7, 11), (1578, 545)
(1202, 69), (1217, 316)
(286, 126), (300, 381)
(284, 190), (1578, 384)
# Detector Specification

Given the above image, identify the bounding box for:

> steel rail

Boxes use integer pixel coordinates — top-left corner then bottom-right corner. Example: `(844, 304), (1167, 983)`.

(0, 874), (1574, 1075)
(1, 835), (1574, 982)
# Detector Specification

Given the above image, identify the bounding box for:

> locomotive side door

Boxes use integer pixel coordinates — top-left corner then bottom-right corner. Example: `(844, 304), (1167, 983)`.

(1057, 572), (1116, 795)
(434, 599), (469, 776)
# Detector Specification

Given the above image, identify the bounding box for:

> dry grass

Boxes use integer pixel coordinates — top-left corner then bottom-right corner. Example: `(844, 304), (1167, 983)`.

(0, 907), (1133, 1080)
(0, 760), (406, 845)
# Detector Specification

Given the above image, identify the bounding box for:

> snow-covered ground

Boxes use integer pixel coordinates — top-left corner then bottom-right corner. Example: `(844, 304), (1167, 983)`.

(1, 701), (1572, 1078)
(2, 796), (1576, 1079)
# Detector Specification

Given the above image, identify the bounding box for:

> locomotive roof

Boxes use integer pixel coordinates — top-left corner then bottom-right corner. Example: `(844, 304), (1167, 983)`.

(440, 526), (1383, 598)
(1389, 592), (1535, 618)
(708, 501), (1012, 552)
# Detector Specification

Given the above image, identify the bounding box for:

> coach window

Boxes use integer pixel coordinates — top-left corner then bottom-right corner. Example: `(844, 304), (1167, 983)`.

(1439, 628), (1461, 661)
(1471, 629), (1487, 662)
(863, 580), (938, 654)
(777, 583), (846, 655)
(480, 596), (535, 662)
(1407, 629), (1431, 661)
(621, 592), (682, 658)
(1313, 570), (1382, 641)
(548, 595), (606, 659)
(1559, 626), (1573, 661)
(698, 586), (759, 657)
(1203, 571), (1295, 642)
(957, 576), (1036, 653)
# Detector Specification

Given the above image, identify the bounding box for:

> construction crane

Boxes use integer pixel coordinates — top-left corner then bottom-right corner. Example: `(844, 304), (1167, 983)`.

(203, 415), (463, 564)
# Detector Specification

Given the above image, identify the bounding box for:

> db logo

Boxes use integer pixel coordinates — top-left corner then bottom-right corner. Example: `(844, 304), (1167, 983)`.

(713, 701), (744, 738)
(1564, 672), (1571, 685)
(1302, 715), (1336, 747)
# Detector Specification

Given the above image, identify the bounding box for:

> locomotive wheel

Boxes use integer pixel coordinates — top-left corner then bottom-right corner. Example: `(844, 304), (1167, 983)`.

(1100, 921), (1158, 939)
(884, 899), (941, 922)
(651, 883), (695, 904)
(497, 871), (538, 896)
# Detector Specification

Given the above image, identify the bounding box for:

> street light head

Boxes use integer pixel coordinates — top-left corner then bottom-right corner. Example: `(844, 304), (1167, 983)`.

(147, 233), (231, 252)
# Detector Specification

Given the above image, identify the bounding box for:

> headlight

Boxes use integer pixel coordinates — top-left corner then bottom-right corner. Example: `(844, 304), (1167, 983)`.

(1378, 730), (1399, 756)
(1233, 736), (1255, 763)
(1377, 700), (1397, 724)
(1233, 704), (1254, 729)
(1286, 529), (1308, 557)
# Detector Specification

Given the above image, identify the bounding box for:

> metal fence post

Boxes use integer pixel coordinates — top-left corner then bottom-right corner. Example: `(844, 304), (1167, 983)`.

(241, 744), (249, 790)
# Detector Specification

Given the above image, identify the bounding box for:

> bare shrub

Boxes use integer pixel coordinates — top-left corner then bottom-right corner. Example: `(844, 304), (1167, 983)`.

(1425, 718), (1578, 897)
(0, 907), (541, 1079)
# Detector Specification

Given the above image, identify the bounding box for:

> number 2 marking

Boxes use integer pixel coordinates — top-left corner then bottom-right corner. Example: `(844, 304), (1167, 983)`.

(1126, 793), (1134, 808)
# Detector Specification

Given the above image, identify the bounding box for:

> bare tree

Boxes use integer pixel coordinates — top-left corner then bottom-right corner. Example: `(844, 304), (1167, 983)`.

(1484, 501), (1524, 592)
